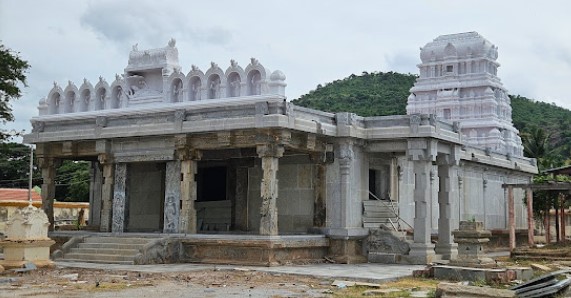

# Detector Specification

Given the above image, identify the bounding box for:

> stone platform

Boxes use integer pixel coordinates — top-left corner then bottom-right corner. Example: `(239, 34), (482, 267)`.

(50, 232), (330, 267)
(180, 234), (329, 266)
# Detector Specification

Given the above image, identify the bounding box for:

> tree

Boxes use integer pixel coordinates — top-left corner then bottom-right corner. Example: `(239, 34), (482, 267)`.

(0, 142), (40, 188)
(521, 126), (555, 170)
(0, 43), (30, 140)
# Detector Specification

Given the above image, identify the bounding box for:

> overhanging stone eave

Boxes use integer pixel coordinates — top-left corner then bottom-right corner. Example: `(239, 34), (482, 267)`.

(29, 95), (287, 123)
(460, 149), (538, 174)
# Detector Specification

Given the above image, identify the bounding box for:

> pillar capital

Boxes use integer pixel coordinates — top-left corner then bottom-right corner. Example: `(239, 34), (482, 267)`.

(176, 147), (202, 161)
(37, 157), (60, 169)
(407, 138), (437, 162)
(256, 144), (284, 158)
(97, 153), (114, 165)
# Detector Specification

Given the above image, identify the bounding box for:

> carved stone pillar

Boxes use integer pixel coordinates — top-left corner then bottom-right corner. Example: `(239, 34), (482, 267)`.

(406, 139), (437, 264)
(257, 144), (284, 236)
(111, 163), (128, 233)
(38, 157), (58, 231)
(99, 156), (114, 232)
(164, 160), (181, 233)
(435, 152), (460, 260)
(180, 157), (198, 234)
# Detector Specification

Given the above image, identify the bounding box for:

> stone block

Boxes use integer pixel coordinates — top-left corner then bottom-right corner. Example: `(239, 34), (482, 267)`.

(368, 252), (397, 264)
(435, 282), (515, 298)
(506, 266), (533, 281)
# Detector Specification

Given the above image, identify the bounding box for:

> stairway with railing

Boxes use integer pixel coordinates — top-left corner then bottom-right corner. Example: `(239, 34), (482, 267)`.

(363, 191), (413, 233)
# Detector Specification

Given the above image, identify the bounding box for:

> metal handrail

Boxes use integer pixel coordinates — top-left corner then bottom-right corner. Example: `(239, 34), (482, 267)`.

(366, 191), (414, 232)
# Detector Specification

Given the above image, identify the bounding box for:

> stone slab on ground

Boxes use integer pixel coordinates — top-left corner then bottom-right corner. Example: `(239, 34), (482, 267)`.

(530, 263), (552, 271)
(433, 265), (521, 283)
(436, 282), (515, 298)
(56, 261), (425, 283)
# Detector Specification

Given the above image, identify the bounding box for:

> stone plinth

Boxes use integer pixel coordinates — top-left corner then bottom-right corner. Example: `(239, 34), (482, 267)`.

(0, 206), (55, 269)
(181, 235), (329, 266)
(450, 221), (494, 267)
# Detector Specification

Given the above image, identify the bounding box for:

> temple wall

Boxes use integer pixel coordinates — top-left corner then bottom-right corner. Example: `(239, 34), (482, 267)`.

(247, 163), (315, 234)
(398, 158), (531, 232)
(126, 162), (165, 232)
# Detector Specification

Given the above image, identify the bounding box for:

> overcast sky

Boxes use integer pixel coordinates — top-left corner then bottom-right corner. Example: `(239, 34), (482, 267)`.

(1, 0), (570, 142)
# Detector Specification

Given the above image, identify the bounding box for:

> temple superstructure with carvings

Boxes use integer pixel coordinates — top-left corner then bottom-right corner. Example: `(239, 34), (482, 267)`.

(38, 39), (286, 116)
(406, 32), (524, 157)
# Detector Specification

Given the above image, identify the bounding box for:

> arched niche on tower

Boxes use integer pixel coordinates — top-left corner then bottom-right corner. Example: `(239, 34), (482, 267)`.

(186, 66), (204, 101)
(245, 58), (268, 96)
(63, 82), (78, 114)
(225, 60), (245, 97)
(109, 79), (123, 109)
(168, 71), (185, 103)
(226, 72), (242, 97)
(205, 62), (226, 99)
(188, 75), (202, 101)
(78, 79), (93, 112)
(94, 77), (109, 111)
(47, 83), (64, 115)
(48, 92), (61, 115)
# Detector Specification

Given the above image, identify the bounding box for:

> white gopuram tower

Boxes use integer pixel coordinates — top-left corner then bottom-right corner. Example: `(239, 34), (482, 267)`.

(406, 32), (524, 157)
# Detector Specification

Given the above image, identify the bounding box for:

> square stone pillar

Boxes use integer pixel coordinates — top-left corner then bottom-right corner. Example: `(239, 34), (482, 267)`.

(89, 161), (103, 228)
(38, 157), (58, 231)
(313, 161), (327, 228)
(257, 144), (284, 236)
(180, 158), (198, 234)
(164, 161), (181, 233)
(325, 140), (368, 264)
(111, 163), (128, 233)
(435, 154), (459, 260)
(99, 157), (114, 232)
(405, 138), (437, 264)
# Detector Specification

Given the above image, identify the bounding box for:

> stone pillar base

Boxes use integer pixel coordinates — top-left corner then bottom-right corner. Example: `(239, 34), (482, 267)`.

(0, 259), (54, 270)
(435, 243), (458, 260)
(402, 243), (436, 264)
(327, 237), (367, 264)
(0, 239), (56, 269)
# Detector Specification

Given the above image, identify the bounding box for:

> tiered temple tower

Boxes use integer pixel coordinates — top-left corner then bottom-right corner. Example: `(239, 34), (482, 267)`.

(406, 32), (524, 157)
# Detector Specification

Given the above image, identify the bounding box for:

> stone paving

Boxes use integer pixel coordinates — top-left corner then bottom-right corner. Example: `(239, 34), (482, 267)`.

(56, 261), (426, 283)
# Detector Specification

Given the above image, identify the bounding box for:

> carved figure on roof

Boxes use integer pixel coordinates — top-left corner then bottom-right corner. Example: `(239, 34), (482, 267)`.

(132, 43), (138, 51)
(230, 76), (241, 97)
(250, 72), (261, 95)
(172, 80), (182, 102)
(211, 62), (218, 69)
(191, 79), (201, 100)
(230, 59), (238, 68)
(250, 57), (259, 66)
(191, 65), (199, 72)
(99, 76), (105, 83)
(209, 77), (220, 99)
(168, 38), (176, 48)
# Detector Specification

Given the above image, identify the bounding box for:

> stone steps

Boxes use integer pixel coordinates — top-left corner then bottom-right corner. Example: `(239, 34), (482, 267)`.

(61, 236), (158, 264)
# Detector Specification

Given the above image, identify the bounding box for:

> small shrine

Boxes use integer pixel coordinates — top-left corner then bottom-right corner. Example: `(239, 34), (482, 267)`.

(0, 205), (55, 269)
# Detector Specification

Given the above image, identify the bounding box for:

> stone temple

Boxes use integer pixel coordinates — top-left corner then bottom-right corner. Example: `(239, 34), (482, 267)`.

(23, 33), (537, 265)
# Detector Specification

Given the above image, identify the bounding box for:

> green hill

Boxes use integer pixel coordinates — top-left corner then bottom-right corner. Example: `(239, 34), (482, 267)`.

(292, 71), (571, 168)
(292, 71), (416, 117)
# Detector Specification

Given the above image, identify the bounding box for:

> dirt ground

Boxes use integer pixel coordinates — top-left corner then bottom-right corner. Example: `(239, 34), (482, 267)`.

(0, 267), (340, 298)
